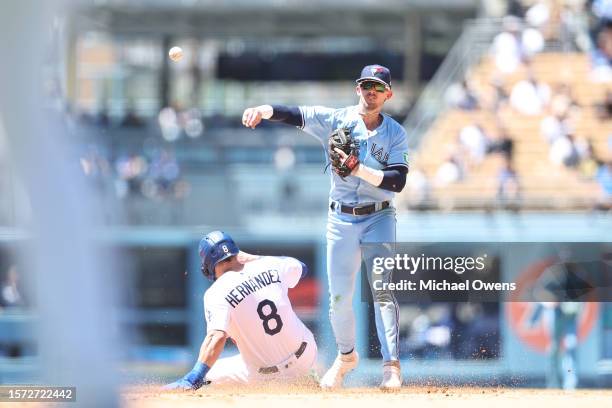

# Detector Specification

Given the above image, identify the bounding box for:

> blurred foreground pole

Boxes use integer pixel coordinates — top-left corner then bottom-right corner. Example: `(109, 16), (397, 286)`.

(0, 1), (120, 407)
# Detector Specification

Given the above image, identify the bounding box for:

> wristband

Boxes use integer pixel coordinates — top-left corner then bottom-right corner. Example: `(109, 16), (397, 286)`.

(259, 105), (273, 120)
(354, 164), (384, 186)
(184, 361), (210, 388)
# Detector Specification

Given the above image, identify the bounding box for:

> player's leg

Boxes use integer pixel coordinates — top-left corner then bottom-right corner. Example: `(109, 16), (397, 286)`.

(561, 309), (578, 390)
(205, 354), (251, 385)
(326, 213), (363, 355)
(362, 208), (399, 362)
(321, 212), (364, 387)
(361, 208), (402, 388)
(547, 306), (562, 388)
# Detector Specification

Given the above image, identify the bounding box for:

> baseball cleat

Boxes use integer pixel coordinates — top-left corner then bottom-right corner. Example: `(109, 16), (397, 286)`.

(319, 350), (359, 389)
(380, 363), (402, 389)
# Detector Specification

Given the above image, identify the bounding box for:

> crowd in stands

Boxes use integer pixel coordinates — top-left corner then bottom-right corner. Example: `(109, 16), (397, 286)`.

(80, 144), (190, 203)
(73, 102), (204, 205)
(158, 104), (205, 141)
(75, 102), (206, 140)
(410, 0), (612, 211)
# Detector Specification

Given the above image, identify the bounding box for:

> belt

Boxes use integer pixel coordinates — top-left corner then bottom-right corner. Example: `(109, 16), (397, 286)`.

(258, 342), (308, 374)
(331, 201), (390, 216)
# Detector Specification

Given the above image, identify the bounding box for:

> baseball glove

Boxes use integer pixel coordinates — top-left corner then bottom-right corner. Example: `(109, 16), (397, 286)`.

(328, 127), (360, 178)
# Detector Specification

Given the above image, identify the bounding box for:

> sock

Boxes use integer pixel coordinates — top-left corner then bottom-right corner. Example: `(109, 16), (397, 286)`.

(383, 360), (400, 369)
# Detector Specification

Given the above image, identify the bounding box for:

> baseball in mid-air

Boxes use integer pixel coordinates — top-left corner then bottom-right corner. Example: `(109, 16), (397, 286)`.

(168, 46), (183, 62)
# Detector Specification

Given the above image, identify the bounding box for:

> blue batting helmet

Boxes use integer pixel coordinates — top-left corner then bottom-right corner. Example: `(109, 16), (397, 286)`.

(198, 230), (240, 280)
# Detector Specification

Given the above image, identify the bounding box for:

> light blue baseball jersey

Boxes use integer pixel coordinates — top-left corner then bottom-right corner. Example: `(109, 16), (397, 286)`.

(299, 105), (409, 205)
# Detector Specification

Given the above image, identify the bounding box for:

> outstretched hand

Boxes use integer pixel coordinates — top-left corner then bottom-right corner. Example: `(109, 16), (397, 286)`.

(162, 361), (210, 392)
(242, 107), (264, 129)
(163, 378), (199, 392)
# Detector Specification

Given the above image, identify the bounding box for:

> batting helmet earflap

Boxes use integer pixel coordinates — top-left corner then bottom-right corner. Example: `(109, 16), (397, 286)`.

(198, 231), (240, 281)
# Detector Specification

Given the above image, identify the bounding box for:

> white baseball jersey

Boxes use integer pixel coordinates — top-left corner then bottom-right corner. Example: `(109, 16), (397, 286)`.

(203, 256), (309, 369)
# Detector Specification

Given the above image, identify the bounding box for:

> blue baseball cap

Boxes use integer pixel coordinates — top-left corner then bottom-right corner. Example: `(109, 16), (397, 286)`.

(356, 65), (392, 88)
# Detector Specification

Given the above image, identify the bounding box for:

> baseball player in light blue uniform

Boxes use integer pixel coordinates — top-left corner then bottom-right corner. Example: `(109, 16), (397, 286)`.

(242, 65), (409, 389)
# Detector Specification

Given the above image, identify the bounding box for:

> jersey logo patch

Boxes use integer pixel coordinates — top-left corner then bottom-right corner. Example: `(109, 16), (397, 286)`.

(370, 143), (389, 166)
(403, 152), (409, 164)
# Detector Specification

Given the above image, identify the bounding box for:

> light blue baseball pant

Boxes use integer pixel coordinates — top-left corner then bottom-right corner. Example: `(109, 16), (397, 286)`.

(326, 205), (399, 362)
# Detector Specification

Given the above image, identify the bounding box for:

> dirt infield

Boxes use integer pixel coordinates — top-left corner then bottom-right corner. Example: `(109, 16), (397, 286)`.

(120, 385), (612, 408)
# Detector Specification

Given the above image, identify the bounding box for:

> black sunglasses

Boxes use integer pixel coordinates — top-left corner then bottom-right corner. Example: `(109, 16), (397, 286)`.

(360, 81), (387, 93)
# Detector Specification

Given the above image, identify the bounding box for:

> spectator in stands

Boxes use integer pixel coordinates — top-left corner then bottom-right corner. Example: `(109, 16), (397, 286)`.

(1, 265), (24, 308)
(592, 0), (612, 26)
(522, 22), (546, 58)
(487, 125), (514, 160)
(559, 0), (593, 51)
(533, 253), (589, 389)
(173, 179), (191, 201)
(595, 89), (612, 120)
(550, 133), (580, 167)
(549, 82), (579, 114)
(120, 105), (145, 128)
(183, 108), (205, 138)
(525, 0), (556, 39)
(526, 0), (584, 44)
(575, 135), (594, 159)
(458, 124), (489, 164)
(0, 265), (26, 358)
(497, 157), (521, 210)
(92, 103), (110, 128)
(487, 76), (510, 111)
(594, 160), (612, 210)
(158, 104), (183, 142)
(481, 0), (527, 18)
(508, 0), (527, 17)
(445, 79), (480, 110)
(80, 145), (112, 193)
(435, 150), (464, 186)
(491, 11), (546, 71)
(510, 71), (551, 115)
(590, 21), (612, 79)
(405, 166), (431, 211)
(540, 110), (570, 144)
(491, 16), (527, 74)
(115, 153), (148, 198)
(145, 149), (181, 199)
(575, 136), (600, 179)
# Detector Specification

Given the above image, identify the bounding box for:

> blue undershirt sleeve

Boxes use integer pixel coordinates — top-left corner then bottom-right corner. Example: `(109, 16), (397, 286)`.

(270, 105), (303, 127)
(379, 165), (408, 193)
